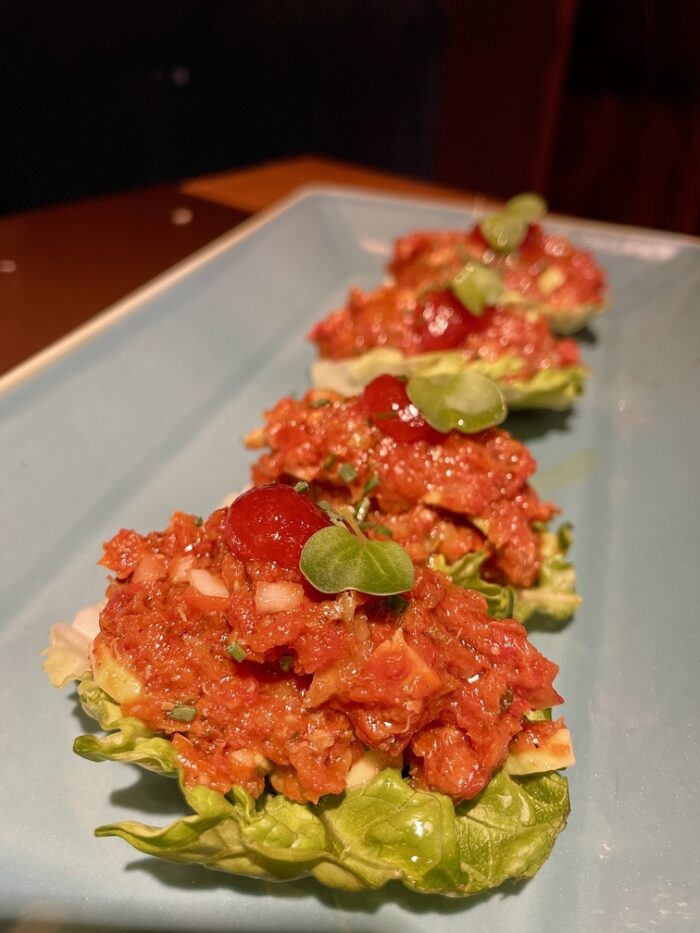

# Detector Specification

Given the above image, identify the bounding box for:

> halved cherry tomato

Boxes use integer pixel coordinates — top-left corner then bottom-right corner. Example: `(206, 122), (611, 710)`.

(417, 290), (487, 352)
(359, 374), (445, 444)
(224, 485), (331, 566)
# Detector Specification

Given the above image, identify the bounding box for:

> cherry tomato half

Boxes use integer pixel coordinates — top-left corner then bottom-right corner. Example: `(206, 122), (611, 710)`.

(224, 484), (331, 566)
(417, 290), (487, 352)
(359, 374), (445, 444)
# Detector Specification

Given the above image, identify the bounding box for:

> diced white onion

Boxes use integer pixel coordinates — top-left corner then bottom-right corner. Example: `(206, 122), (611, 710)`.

(170, 554), (195, 583)
(133, 553), (167, 583)
(254, 581), (304, 614)
(188, 569), (229, 599)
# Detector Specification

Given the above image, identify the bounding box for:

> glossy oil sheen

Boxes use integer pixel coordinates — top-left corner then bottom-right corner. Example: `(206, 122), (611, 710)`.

(1, 189), (698, 932)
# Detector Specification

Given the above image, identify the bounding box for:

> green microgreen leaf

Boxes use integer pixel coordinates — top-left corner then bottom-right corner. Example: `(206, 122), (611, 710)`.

(300, 525), (414, 596)
(310, 398), (331, 409)
(338, 462), (358, 484)
(449, 262), (503, 315)
(406, 371), (507, 434)
(479, 193), (547, 253)
(227, 642), (247, 662)
(293, 481), (309, 494)
(168, 704), (197, 722)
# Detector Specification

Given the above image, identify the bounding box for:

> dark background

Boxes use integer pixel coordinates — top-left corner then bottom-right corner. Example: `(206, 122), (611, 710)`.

(2, 0), (699, 232)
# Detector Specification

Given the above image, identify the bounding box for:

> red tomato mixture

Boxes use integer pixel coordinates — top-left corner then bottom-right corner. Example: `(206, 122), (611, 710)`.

(390, 224), (606, 311)
(97, 492), (562, 805)
(310, 284), (580, 375)
(248, 379), (556, 588)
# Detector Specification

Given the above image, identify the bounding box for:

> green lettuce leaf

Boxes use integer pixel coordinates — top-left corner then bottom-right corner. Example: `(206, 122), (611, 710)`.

(74, 683), (569, 896)
(430, 525), (580, 627)
(311, 349), (586, 412)
(428, 551), (515, 619)
(513, 524), (581, 626)
(74, 680), (179, 775)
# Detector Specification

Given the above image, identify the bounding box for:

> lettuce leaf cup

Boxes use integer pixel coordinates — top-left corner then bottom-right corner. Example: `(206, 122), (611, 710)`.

(44, 487), (573, 897)
(312, 347), (587, 413)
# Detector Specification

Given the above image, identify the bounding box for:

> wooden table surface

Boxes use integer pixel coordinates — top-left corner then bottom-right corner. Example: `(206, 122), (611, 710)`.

(0, 156), (476, 379)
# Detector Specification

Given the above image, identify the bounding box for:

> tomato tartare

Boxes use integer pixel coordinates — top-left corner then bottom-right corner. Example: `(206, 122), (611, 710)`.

(310, 283), (581, 379)
(93, 486), (563, 805)
(248, 378), (560, 594)
(389, 221), (607, 334)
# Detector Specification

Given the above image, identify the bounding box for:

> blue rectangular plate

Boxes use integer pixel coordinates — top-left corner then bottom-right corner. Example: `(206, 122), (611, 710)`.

(1, 188), (699, 932)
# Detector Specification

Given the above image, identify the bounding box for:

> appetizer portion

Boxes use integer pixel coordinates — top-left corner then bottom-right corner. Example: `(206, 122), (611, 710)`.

(247, 376), (580, 625)
(310, 196), (607, 408)
(44, 484), (572, 896)
(310, 285), (586, 411)
(389, 194), (608, 334)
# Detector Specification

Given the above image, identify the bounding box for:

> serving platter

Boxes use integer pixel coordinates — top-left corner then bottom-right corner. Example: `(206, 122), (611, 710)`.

(1, 187), (699, 932)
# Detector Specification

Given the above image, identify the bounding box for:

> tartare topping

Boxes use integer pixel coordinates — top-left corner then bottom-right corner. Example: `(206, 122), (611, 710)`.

(250, 389), (554, 588)
(390, 217), (605, 315)
(224, 483), (331, 567)
(96, 509), (563, 804)
(309, 283), (581, 376)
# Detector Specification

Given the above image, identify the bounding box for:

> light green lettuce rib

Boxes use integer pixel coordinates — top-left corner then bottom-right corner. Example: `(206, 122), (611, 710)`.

(73, 682), (569, 897)
(311, 348), (587, 412)
(513, 524), (582, 626)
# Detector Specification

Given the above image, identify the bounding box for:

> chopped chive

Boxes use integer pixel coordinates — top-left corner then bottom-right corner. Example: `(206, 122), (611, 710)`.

(227, 642), (247, 662)
(338, 463), (358, 484)
(362, 474), (379, 496)
(368, 523), (393, 539)
(279, 654), (293, 672)
(386, 594), (409, 614)
(322, 453), (337, 471)
(310, 398), (331, 409)
(289, 730), (300, 742)
(193, 516), (204, 527)
(293, 481), (309, 494)
(354, 496), (371, 524)
(169, 703), (197, 722)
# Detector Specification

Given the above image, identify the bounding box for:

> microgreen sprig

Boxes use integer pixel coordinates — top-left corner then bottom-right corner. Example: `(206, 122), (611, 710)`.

(479, 193), (547, 254)
(449, 262), (503, 315)
(299, 507), (414, 597)
(406, 371), (507, 434)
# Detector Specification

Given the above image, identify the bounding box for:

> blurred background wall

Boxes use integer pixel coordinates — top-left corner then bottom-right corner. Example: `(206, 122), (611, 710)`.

(2, 0), (699, 232)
